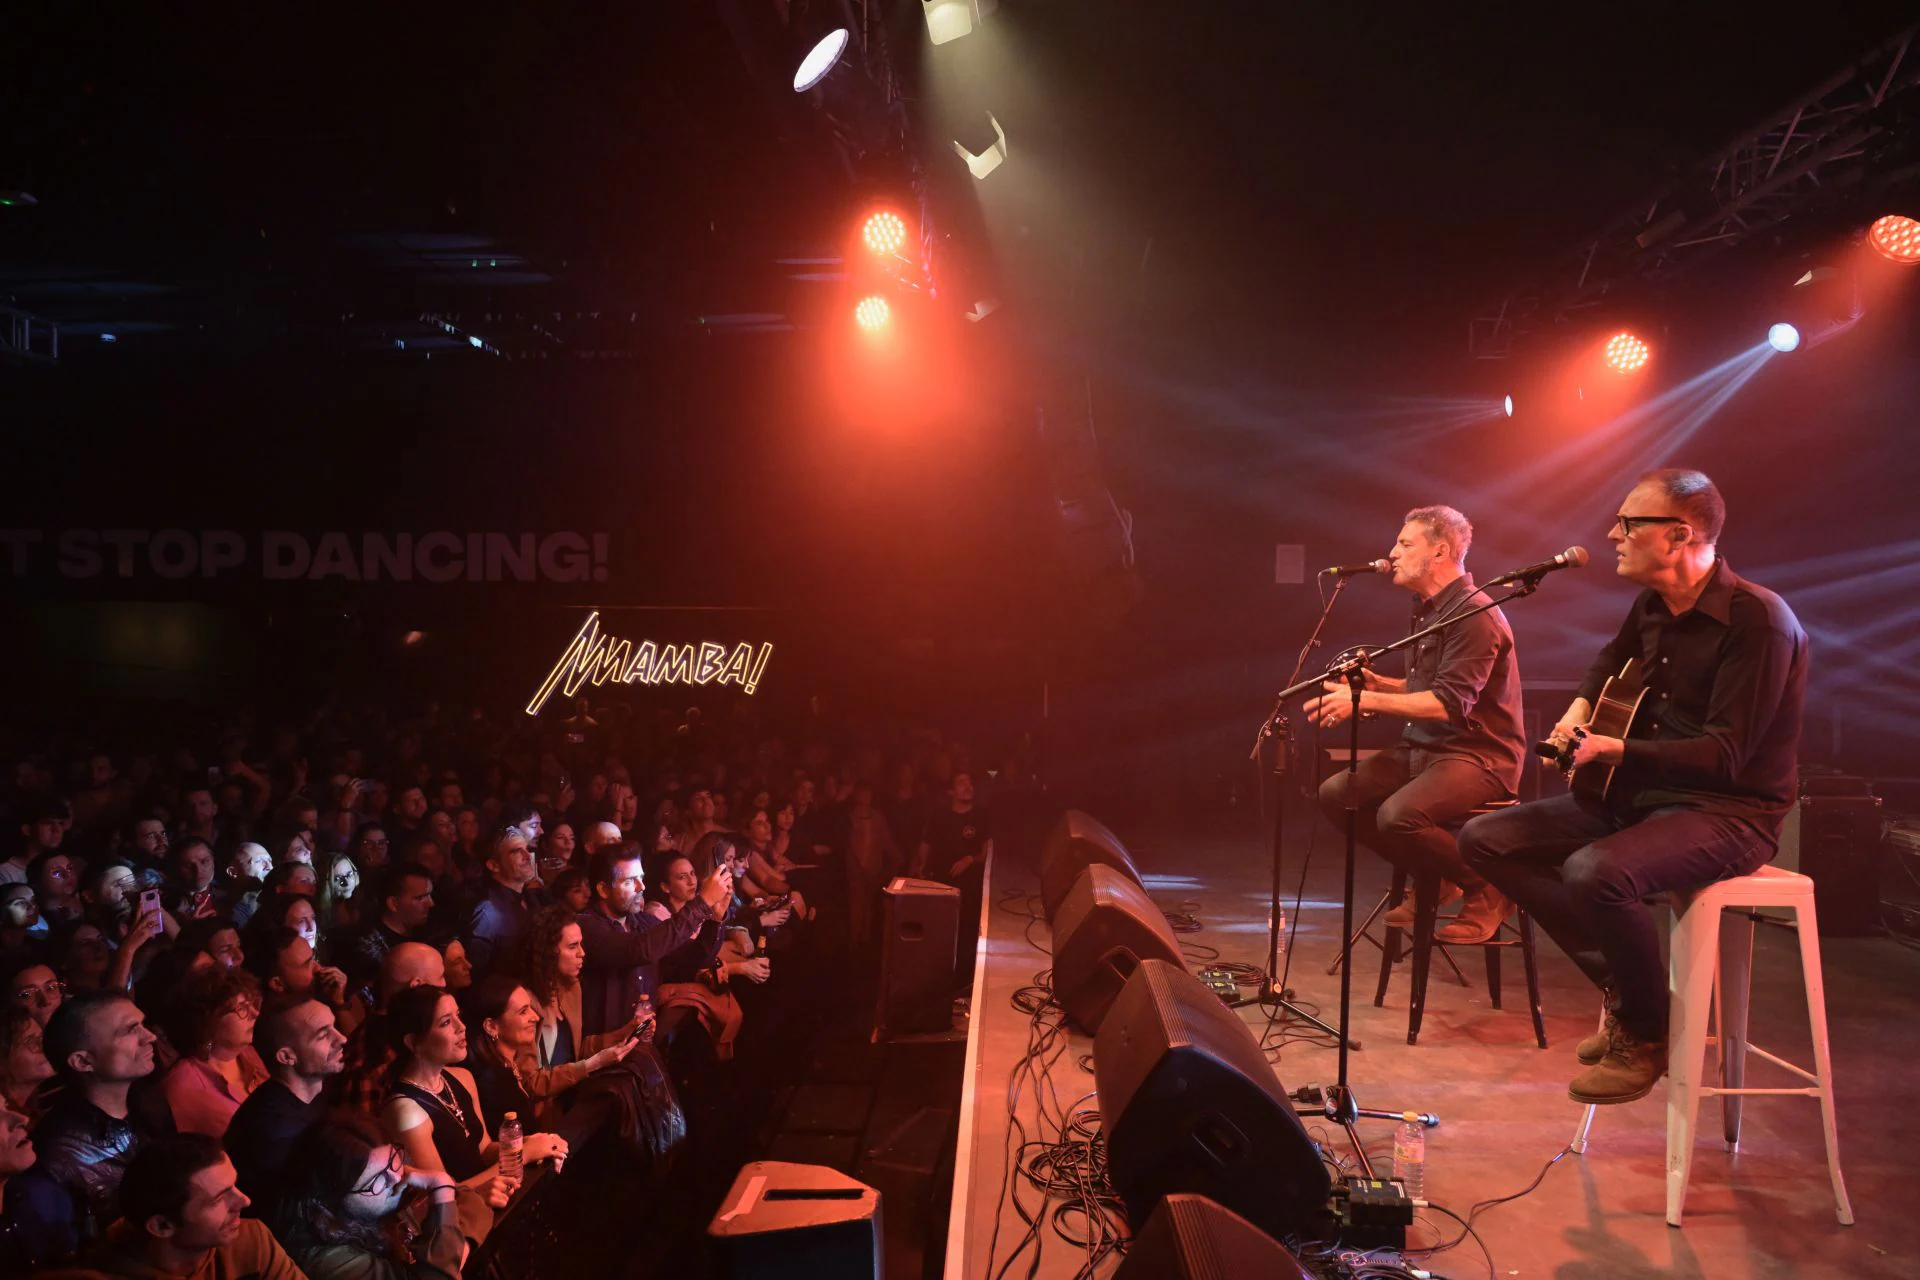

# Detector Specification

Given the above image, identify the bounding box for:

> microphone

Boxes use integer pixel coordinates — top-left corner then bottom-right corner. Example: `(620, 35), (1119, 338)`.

(1485, 546), (1589, 588)
(1322, 559), (1390, 577)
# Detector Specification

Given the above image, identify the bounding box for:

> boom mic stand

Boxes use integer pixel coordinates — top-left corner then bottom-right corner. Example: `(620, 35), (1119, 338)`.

(1271, 574), (1550, 1174)
(1242, 574), (1351, 1045)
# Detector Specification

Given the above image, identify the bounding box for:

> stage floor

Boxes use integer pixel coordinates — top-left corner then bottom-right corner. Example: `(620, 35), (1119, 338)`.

(949, 821), (1920, 1280)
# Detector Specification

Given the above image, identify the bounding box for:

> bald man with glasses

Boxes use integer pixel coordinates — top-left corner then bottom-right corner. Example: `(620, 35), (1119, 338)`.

(1461, 468), (1808, 1107)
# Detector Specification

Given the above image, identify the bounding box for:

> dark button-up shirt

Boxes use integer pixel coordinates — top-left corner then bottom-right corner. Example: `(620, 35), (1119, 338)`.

(575, 899), (713, 1039)
(1576, 560), (1807, 833)
(1403, 573), (1525, 791)
(463, 878), (546, 981)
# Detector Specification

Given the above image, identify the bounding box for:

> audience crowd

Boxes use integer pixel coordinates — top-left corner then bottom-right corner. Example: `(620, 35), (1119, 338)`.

(0, 696), (1016, 1276)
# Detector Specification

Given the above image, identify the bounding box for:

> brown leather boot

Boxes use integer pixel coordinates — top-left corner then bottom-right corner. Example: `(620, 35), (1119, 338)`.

(1568, 1028), (1667, 1105)
(1433, 885), (1510, 944)
(1575, 1008), (1620, 1066)
(1384, 880), (1461, 929)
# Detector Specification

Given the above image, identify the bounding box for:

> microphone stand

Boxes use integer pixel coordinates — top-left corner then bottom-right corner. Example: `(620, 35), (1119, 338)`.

(1241, 574), (1351, 1045)
(1272, 574), (1550, 1173)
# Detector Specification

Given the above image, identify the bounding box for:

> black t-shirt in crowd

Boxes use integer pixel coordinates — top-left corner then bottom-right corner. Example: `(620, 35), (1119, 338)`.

(921, 806), (991, 885)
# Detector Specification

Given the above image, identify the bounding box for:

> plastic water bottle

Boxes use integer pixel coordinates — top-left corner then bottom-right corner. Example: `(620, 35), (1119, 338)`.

(1392, 1112), (1425, 1202)
(497, 1112), (524, 1182)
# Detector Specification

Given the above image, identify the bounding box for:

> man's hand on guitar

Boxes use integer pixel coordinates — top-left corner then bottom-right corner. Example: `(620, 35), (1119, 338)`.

(1565, 729), (1625, 770)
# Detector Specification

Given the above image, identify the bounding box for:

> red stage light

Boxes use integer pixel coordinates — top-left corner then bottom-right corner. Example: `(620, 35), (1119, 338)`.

(854, 295), (891, 330)
(861, 210), (908, 257)
(1868, 214), (1920, 265)
(1603, 331), (1650, 373)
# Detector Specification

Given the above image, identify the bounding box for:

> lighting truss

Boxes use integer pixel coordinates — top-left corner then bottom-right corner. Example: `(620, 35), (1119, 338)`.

(1470, 22), (1920, 359)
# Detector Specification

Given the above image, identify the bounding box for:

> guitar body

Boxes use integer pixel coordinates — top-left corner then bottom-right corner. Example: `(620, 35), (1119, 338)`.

(1568, 658), (1650, 807)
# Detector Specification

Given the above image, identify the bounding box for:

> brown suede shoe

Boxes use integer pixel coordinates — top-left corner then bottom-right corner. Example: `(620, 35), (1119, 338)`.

(1384, 880), (1462, 930)
(1433, 886), (1510, 944)
(1568, 1029), (1667, 1105)
(1575, 1009), (1621, 1066)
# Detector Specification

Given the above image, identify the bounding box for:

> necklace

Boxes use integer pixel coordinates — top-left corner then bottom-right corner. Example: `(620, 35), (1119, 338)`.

(409, 1071), (467, 1128)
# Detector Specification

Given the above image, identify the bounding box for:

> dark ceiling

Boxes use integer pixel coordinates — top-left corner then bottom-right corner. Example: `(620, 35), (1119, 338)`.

(3, 2), (1916, 372)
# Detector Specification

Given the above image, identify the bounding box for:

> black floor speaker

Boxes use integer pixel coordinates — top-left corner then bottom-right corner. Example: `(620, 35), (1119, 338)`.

(707, 1161), (882, 1279)
(1095, 959), (1332, 1244)
(1113, 1193), (1315, 1279)
(1050, 865), (1184, 1033)
(878, 877), (960, 1034)
(1038, 809), (1146, 922)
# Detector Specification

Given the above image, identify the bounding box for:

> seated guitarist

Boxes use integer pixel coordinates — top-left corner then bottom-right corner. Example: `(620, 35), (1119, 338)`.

(1461, 469), (1808, 1106)
(1306, 505), (1525, 946)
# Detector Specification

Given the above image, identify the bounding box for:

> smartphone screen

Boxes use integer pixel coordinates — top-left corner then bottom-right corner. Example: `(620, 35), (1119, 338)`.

(138, 887), (162, 924)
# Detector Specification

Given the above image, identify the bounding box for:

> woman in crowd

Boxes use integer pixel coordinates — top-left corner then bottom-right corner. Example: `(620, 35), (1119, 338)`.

(248, 890), (322, 963)
(26, 854), (81, 929)
(441, 938), (474, 992)
(460, 974), (636, 1135)
(644, 851), (771, 1062)
(536, 821), (576, 886)
(740, 807), (810, 921)
(157, 962), (268, 1137)
(547, 869), (591, 915)
(4, 960), (62, 1027)
(273, 1111), (493, 1280)
(0, 885), (40, 963)
(451, 808), (483, 877)
(381, 984), (565, 1192)
(350, 822), (392, 877)
(0, 1005), (54, 1119)
(320, 853), (363, 934)
(261, 860), (319, 900)
(174, 916), (247, 971)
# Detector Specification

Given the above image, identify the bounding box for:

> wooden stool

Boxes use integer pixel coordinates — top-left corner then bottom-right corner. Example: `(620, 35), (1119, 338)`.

(1570, 865), (1852, 1227)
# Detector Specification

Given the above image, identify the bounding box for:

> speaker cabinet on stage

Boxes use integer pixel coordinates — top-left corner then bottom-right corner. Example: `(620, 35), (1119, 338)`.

(878, 878), (961, 1034)
(707, 1161), (882, 1279)
(1050, 865), (1184, 1033)
(1794, 783), (1885, 936)
(1038, 809), (1146, 921)
(1095, 959), (1331, 1244)
(1113, 1194), (1315, 1280)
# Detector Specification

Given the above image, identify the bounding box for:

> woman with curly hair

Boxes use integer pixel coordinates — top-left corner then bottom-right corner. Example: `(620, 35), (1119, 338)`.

(272, 1110), (494, 1280)
(156, 963), (268, 1138)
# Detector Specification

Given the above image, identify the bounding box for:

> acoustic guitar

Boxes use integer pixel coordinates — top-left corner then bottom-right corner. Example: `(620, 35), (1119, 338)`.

(1534, 658), (1650, 806)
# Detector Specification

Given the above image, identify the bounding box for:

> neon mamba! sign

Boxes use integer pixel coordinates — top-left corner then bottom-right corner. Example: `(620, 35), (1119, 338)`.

(526, 612), (774, 714)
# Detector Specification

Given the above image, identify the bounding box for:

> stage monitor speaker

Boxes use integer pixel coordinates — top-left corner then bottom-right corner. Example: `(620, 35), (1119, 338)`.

(878, 878), (961, 1034)
(1038, 809), (1145, 921)
(1096, 959), (1331, 1244)
(708, 1161), (882, 1279)
(1796, 789), (1884, 936)
(1050, 865), (1184, 1033)
(1113, 1193), (1315, 1280)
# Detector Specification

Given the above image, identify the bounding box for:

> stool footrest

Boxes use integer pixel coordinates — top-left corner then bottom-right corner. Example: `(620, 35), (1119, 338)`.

(1700, 1086), (1823, 1099)
(1740, 1043), (1819, 1085)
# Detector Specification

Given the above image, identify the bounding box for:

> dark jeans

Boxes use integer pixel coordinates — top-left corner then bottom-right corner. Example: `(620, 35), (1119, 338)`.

(1316, 744), (1512, 894)
(1459, 795), (1775, 1040)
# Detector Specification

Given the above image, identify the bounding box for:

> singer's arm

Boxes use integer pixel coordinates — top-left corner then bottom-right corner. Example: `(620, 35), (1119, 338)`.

(1355, 688), (1447, 721)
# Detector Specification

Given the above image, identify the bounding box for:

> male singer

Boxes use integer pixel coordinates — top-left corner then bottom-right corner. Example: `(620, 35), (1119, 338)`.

(1461, 469), (1806, 1106)
(1306, 505), (1525, 944)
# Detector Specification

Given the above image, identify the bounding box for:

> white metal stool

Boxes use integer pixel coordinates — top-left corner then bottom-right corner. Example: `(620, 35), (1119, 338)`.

(1570, 864), (1853, 1227)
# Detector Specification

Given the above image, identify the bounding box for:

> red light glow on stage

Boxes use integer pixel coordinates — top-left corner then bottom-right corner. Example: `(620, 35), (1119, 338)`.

(861, 210), (909, 257)
(1868, 215), (1920, 265)
(1603, 331), (1651, 373)
(854, 295), (891, 330)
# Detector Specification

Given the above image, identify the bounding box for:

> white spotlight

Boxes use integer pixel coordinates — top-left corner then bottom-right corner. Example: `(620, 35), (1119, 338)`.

(793, 28), (849, 93)
(1503, 394), (1514, 418)
(952, 113), (1008, 180)
(923, 0), (996, 46)
(1767, 322), (1801, 353)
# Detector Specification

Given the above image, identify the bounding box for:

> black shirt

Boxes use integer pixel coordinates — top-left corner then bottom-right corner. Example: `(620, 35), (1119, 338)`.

(921, 806), (991, 886)
(1403, 573), (1526, 791)
(1576, 560), (1807, 832)
(224, 1078), (326, 1214)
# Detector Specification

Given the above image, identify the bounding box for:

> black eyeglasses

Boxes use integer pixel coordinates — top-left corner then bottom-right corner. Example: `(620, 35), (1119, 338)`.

(1613, 515), (1688, 536)
(353, 1148), (406, 1197)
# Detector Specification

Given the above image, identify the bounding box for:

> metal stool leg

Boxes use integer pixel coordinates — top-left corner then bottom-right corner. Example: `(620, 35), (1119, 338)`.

(1795, 899), (1854, 1225)
(1333, 889), (1396, 976)
(1374, 870), (1407, 1008)
(1408, 872), (1440, 1045)
(1519, 911), (1548, 1049)
(1484, 939), (1503, 1009)
(1717, 908), (1755, 1150)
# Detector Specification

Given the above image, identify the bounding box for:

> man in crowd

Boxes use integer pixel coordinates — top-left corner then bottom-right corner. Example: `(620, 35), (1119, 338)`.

(224, 999), (346, 1211)
(252, 928), (362, 1033)
(583, 821), (624, 860)
(674, 787), (722, 854)
(90, 1134), (303, 1279)
(913, 771), (993, 980)
(391, 784), (429, 838)
(126, 816), (171, 871)
(2, 799), (65, 886)
(1306, 504), (1526, 944)
(576, 845), (730, 1039)
(340, 941), (446, 1116)
(0, 1103), (49, 1272)
(463, 825), (545, 981)
(178, 787), (220, 846)
(1462, 470), (1806, 1105)
(13, 990), (158, 1259)
(343, 861), (437, 987)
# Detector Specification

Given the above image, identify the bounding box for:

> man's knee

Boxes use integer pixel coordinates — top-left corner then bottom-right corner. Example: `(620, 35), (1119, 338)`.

(1457, 808), (1510, 867)
(1316, 772), (1353, 816)
(1375, 793), (1435, 840)
(1563, 846), (1634, 906)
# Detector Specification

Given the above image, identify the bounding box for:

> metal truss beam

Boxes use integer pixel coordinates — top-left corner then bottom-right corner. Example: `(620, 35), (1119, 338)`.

(1, 305), (59, 364)
(1471, 23), (1920, 359)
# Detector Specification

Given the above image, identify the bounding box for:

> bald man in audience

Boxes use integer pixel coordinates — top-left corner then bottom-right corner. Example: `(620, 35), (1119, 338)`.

(340, 941), (445, 1115)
